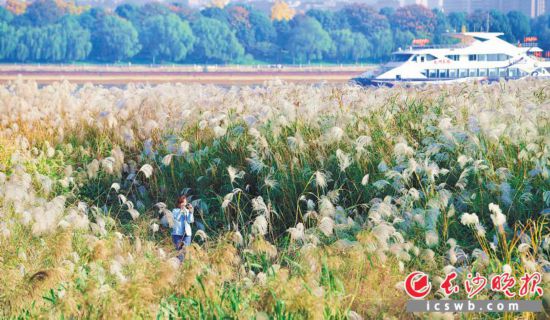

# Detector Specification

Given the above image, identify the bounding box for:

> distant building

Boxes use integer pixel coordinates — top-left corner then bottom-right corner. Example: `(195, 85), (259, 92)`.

(443, 0), (471, 13)
(428, 0), (443, 9)
(442, 0), (546, 17)
(400, 0), (427, 6)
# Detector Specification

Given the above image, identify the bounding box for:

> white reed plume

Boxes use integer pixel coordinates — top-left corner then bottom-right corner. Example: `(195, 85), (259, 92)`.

(87, 159), (100, 178)
(246, 155), (266, 173)
(159, 207), (174, 228)
(475, 223), (486, 238)
(361, 174), (369, 186)
(150, 223), (159, 233)
(195, 230), (208, 241)
(251, 196), (269, 216)
(139, 164), (153, 179)
(178, 141), (190, 154)
(162, 154), (173, 166)
(126, 201), (140, 220)
(489, 203), (506, 227)
(460, 212), (479, 226)
(327, 189), (339, 203)
(393, 141), (414, 159)
(354, 135), (372, 154)
(314, 171), (328, 189)
(287, 223), (305, 243)
(213, 126), (227, 138)
(318, 216), (334, 236)
(110, 183), (121, 193)
(232, 231), (243, 246)
(324, 126), (345, 144)
(336, 149), (351, 172)
(252, 214), (268, 236)
(101, 157), (116, 175)
(227, 166), (245, 183)
(318, 196), (335, 217)
(425, 230), (439, 247)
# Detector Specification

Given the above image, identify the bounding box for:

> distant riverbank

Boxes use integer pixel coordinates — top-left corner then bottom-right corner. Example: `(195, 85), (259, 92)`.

(0, 64), (376, 85)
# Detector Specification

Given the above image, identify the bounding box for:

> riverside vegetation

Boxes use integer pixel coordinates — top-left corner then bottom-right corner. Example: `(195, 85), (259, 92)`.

(0, 79), (549, 319)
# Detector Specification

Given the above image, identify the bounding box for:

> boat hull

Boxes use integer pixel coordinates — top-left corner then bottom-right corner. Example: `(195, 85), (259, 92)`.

(350, 76), (546, 87)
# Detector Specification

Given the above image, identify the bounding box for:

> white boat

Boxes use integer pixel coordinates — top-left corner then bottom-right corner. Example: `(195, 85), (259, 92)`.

(352, 32), (550, 86)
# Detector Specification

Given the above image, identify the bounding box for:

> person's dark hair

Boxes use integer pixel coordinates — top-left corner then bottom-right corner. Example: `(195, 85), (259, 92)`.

(176, 195), (187, 207)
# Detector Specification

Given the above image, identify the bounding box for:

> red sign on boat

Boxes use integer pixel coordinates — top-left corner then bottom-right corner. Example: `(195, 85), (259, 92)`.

(412, 39), (430, 46)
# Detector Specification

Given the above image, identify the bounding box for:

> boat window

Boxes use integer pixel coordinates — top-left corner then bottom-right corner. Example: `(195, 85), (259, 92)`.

(477, 54), (487, 61)
(438, 69), (448, 78)
(487, 54), (510, 61)
(391, 54), (413, 62)
(449, 69), (457, 78)
(459, 69), (468, 78)
(509, 68), (518, 78)
(446, 55), (460, 61)
(479, 69), (488, 77)
(499, 69), (507, 77)
(469, 55), (477, 61)
(469, 69), (478, 77)
(426, 54), (437, 61)
(488, 68), (498, 77)
(429, 70), (437, 78)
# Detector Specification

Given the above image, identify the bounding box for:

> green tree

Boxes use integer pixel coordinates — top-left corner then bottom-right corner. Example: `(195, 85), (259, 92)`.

(0, 7), (14, 24)
(60, 17), (92, 61)
(507, 11), (531, 43)
(286, 16), (332, 63)
(14, 27), (48, 61)
(24, 0), (66, 27)
(392, 28), (415, 51)
(78, 7), (107, 30)
(223, 5), (276, 59)
(432, 9), (452, 44)
(489, 10), (512, 41)
(328, 29), (370, 63)
(390, 5), (436, 35)
(307, 9), (339, 30)
(91, 15), (141, 62)
(468, 10), (489, 32)
(339, 4), (390, 37)
(115, 4), (144, 28)
(190, 17), (244, 63)
(531, 15), (550, 51)
(448, 12), (467, 32)
(201, 7), (230, 24)
(370, 29), (393, 61)
(0, 22), (18, 60)
(140, 14), (195, 63)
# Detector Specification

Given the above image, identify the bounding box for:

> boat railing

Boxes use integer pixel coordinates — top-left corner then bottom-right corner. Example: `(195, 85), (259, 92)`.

(410, 44), (469, 50)
(517, 42), (539, 48)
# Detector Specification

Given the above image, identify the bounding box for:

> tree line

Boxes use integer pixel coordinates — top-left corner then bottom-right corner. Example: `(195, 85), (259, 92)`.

(0, 0), (548, 64)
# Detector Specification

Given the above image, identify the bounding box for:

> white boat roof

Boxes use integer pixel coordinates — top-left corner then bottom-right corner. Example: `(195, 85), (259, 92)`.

(395, 32), (542, 56)
(462, 32), (504, 39)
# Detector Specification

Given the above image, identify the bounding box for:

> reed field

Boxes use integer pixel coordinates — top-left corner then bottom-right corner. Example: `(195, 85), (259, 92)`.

(0, 79), (549, 319)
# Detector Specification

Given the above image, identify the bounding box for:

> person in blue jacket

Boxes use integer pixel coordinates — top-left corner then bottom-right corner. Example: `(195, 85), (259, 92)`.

(172, 195), (194, 261)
